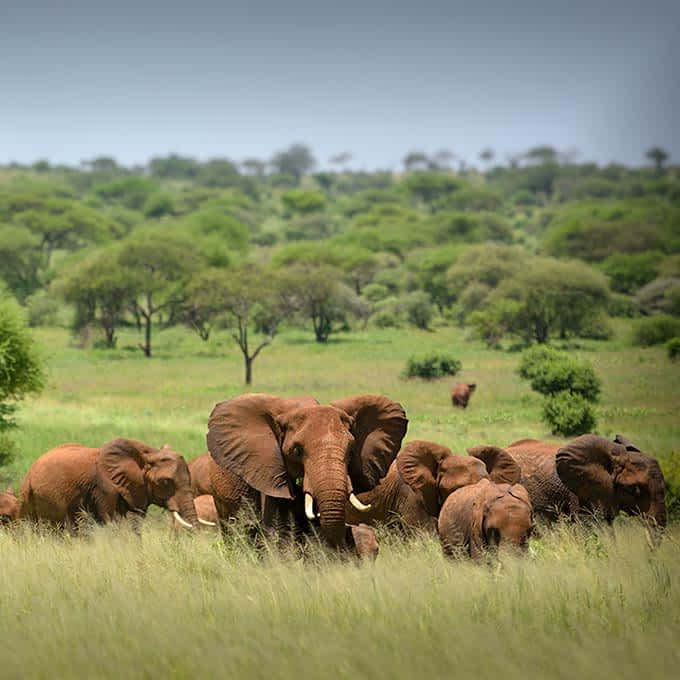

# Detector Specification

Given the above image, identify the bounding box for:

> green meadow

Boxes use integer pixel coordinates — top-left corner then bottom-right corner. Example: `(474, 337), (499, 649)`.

(1, 322), (679, 679)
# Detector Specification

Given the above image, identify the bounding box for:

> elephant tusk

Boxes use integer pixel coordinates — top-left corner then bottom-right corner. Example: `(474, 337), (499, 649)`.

(172, 511), (194, 529)
(349, 493), (371, 513)
(198, 518), (217, 527)
(305, 493), (317, 520)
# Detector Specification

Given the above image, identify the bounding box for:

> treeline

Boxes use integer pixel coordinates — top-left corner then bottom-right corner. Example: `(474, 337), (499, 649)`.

(1, 143), (679, 382)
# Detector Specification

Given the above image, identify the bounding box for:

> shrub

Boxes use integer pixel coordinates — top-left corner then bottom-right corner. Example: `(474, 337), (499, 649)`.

(608, 293), (638, 318)
(518, 346), (601, 402)
(542, 391), (597, 436)
(371, 309), (400, 329)
(667, 337), (680, 361)
(402, 291), (433, 330)
(143, 192), (175, 218)
(362, 283), (389, 304)
(635, 278), (680, 316)
(25, 290), (60, 327)
(403, 353), (461, 380)
(600, 252), (661, 294)
(631, 314), (680, 347)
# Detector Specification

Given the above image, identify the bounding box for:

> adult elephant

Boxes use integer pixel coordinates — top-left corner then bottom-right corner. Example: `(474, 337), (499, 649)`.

(207, 393), (408, 548)
(0, 487), (18, 524)
(438, 479), (533, 558)
(473, 434), (666, 526)
(19, 438), (198, 529)
(345, 440), (521, 531)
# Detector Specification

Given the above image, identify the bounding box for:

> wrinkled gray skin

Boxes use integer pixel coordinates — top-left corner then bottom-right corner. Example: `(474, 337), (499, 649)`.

(487, 434), (666, 527)
(438, 479), (534, 558)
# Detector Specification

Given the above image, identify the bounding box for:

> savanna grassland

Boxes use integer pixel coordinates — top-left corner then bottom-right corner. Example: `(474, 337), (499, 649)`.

(1, 321), (679, 680)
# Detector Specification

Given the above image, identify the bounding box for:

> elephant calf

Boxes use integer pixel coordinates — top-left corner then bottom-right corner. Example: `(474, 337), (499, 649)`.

(0, 487), (18, 524)
(20, 438), (199, 529)
(451, 383), (476, 409)
(345, 440), (521, 531)
(438, 479), (533, 558)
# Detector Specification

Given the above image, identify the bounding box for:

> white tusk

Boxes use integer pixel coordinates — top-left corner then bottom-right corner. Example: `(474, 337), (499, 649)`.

(198, 518), (217, 527)
(349, 493), (372, 513)
(305, 493), (316, 520)
(172, 511), (193, 529)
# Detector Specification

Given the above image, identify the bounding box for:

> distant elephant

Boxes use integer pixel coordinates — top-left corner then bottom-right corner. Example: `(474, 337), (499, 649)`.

(0, 487), (18, 524)
(438, 478), (533, 558)
(207, 393), (407, 548)
(478, 434), (666, 526)
(19, 438), (198, 529)
(344, 440), (521, 531)
(451, 383), (476, 409)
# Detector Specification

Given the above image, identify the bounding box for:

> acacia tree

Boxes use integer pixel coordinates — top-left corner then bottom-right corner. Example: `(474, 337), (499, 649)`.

(118, 232), (203, 357)
(56, 248), (136, 348)
(270, 144), (316, 183)
(286, 266), (369, 343)
(186, 266), (292, 384)
(646, 147), (669, 175)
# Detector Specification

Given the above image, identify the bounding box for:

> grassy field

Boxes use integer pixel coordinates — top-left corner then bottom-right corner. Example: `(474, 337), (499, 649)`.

(1, 322), (680, 679)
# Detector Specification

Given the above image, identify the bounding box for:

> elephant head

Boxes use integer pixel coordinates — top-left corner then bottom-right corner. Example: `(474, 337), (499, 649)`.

(0, 486), (18, 524)
(96, 438), (198, 528)
(466, 445), (523, 484)
(471, 481), (533, 556)
(207, 393), (407, 546)
(555, 434), (666, 526)
(395, 440), (490, 516)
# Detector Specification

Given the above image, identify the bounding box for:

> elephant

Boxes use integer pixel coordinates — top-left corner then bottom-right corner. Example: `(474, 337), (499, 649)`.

(19, 438), (199, 529)
(344, 440), (521, 532)
(188, 453), (214, 496)
(438, 478), (533, 558)
(451, 383), (476, 409)
(0, 487), (18, 524)
(206, 393), (408, 548)
(475, 434), (666, 526)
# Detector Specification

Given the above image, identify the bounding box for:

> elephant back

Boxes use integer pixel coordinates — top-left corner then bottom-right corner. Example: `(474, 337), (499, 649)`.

(504, 440), (578, 521)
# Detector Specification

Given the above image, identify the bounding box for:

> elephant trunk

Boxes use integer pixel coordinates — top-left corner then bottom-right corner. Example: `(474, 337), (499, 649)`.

(305, 452), (349, 548)
(168, 491), (199, 529)
(646, 467), (667, 528)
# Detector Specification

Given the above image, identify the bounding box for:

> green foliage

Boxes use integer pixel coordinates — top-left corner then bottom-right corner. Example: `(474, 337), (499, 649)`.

(403, 172), (460, 205)
(441, 185), (503, 212)
(601, 252), (662, 293)
(148, 154), (200, 179)
(403, 353), (461, 379)
(0, 291), (45, 432)
(25, 290), (60, 327)
(186, 208), (250, 252)
(666, 337), (680, 361)
(195, 158), (241, 188)
(281, 189), (326, 215)
(270, 144), (316, 182)
(541, 199), (680, 261)
(631, 315), (680, 347)
(635, 278), (680, 316)
(143, 192), (175, 218)
(518, 346), (601, 402)
(402, 290), (433, 329)
(92, 176), (160, 210)
(542, 391), (597, 436)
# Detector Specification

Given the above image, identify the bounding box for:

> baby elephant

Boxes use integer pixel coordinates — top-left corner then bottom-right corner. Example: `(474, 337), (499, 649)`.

(439, 445), (533, 558)
(0, 487), (18, 524)
(451, 383), (476, 409)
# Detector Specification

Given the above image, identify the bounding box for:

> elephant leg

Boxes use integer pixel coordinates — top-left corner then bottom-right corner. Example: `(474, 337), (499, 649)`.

(345, 524), (379, 560)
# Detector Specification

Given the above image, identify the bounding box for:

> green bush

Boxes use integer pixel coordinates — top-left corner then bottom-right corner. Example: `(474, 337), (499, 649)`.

(667, 337), (680, 361)
(143, 192), (175, 218)
(403, 353), (461, 380)
(600, 252), (661, 294)
(631, 314), (680, 347)
(25, 290), (60, 327)
(402, 291), (433, 330)
(608, 293), (638, 318)
(542, 391), (597, 436)
(518, 346), (601, 402)
(371, 309), (400, 329)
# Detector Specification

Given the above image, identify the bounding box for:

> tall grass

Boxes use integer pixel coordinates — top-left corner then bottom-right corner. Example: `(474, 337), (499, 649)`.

(1, 519), (678, 680)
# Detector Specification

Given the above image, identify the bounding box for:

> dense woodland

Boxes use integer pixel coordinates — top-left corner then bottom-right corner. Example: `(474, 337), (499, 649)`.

(1, 144), (679, 383)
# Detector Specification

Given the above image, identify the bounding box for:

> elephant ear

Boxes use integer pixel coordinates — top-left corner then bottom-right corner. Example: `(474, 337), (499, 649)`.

(331, 394), (408, 492)
(207, 393), (308, 499)
(97, 438), (150, 512)
(467, 445), (521, 484)
(396, 440), (452, 516)
(613, 434), (641, 452)
(555, 435), (620, 517)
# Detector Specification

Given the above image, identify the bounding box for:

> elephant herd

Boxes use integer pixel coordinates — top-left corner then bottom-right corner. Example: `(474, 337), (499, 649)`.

(0, 392), (668, 559)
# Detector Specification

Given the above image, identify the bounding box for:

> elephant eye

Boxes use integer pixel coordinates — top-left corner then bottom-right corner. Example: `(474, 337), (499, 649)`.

(290, 445), (304, 459)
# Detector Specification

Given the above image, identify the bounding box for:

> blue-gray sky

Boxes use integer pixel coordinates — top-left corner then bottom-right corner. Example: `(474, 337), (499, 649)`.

(1, 0), (678, 168)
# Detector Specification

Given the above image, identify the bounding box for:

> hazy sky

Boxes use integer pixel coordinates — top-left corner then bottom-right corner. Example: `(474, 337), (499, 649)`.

(1, 0), (678, 168)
